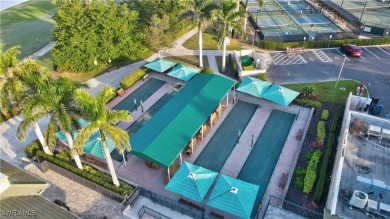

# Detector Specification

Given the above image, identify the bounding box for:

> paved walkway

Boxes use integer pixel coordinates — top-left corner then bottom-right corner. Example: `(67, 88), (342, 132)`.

(26, 164), (125, 219)
(0, 0), (29, 11)
(31, 41), (56, 59)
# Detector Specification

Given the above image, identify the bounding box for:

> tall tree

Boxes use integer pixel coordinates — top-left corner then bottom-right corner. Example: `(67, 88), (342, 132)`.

(181, 0), (214, 68)
(145, 14), (172, 50)
(243, 0), (265, 32)
(52, 0), (142, 72)
(74, 86), (131, 187)
(212, 0), (246, 72)
(17, 77), (88, 168)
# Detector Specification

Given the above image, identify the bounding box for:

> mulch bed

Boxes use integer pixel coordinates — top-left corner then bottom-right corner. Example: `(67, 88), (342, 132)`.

(285, 102), (344, 213)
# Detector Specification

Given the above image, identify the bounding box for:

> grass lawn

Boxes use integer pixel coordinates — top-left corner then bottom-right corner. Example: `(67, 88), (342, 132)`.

(284, 80), (368, 104)
(0, 0), (57, 58)
(165, 55), (209, 69)
(215, 56), (238, 79)
(183, 32), (256, 51)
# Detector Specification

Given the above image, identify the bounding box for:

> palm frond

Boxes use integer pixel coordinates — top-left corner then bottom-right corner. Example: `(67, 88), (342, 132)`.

(98, 86), (115, 104)
(74, 122), (100, 150)
(44, 117), (58, 152)
(74, 89), (97, 118)
(17, 111), (47, 141)
(56, 103), (72, 133)
(107, 110), (132, 125)
(102, 124), (131, 152)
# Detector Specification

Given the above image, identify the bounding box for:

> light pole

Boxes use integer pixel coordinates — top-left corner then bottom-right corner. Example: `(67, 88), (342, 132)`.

(359, 0), (368, 22)
(140, 100), (144, 112)
(303, 37), (306, 48)
(134, 98), (137, 111)
(108, 58), (111, 66)
(328, 35), (332, 47)
(334, 54), (347, 89)
(251, 29), (260, 49)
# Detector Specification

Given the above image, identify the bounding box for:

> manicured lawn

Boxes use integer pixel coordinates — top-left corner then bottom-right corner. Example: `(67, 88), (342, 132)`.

(284, 80), (368, 104)
(165, 55), (209, 69)
(183, 32), (255, 51)
(0, 0), (57, 58)
(215, 56), (238, 79)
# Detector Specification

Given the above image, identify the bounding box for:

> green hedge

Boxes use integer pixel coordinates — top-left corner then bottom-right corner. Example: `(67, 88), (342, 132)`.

(294, 98), (322, 108)
(24, 140), (41, 158)
(303, 149), (322, 194)
(261, 38), (390, 50)
(317, 121), (326, 144)
(314, 109), (341, 203)
(120, 67), (149, 89)
(201, 67), (214, 74)
(259, 73), (267, 81)
(321, 109), (329, 121)
(229, 54), (238, 74)
(36, 151), (133, 196)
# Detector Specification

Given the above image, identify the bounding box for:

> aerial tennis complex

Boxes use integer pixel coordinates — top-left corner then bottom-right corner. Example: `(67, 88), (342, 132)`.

(105, 58), (312, 218)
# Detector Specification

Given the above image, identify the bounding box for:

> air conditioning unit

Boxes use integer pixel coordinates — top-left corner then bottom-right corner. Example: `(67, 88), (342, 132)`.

(349, 190), (368, 209)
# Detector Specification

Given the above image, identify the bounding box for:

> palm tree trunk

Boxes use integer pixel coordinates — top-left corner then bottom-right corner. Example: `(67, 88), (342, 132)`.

(64, 132), (83, 170)
(33, 123), (52, 155)
(198, 27), (203, 68)
(102, 139), (120, 187)
(222, 37), (227, 73)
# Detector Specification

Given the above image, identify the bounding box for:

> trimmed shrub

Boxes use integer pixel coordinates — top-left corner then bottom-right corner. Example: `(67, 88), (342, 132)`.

(317, 121), (326, 144)
(201, 67), (214, 74)
(305, 152), (313, 160)
(55, 151), (72, 162)
(295, 168), (306, 177)
(294, 98), (322, 108)
(36, 151), (133, 196)
(295, 177), (304, 190)
(300, 86), (318, 100)
(314, 109), (341, 202)
(24, 140), (41, 158)
(259, 73), (267, 81)
(120, 67), (149, 89)
(303, 150), (322, 194)
(321, 109), (329, 121)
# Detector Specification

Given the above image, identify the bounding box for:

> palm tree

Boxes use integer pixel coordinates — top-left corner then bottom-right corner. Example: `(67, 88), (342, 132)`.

(212, 0), (246, 72)
(1, 47), (52, 154)
(17, 76), (88, 168)
(74, 86), (131, 187)
(182, 0), (214, 68)
(243, 0), (265, 32)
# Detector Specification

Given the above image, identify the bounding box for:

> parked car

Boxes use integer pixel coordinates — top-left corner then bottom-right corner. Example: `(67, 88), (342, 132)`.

(341, 44), (362, 57)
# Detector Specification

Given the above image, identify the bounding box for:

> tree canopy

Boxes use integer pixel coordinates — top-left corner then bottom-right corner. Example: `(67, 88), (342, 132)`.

(52, 0), (142, 72)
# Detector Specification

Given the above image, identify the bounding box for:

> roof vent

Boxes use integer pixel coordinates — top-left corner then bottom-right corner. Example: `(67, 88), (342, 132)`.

(349, 190), (368, 208)
(230, 187), (238, 194)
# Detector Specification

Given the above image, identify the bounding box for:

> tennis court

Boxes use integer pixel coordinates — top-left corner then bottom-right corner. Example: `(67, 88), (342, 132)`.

(237, 110), (296, 218)
(112, 78), (165, 112)
(111, 84), (183, 162)
(194, 100), (258, 172)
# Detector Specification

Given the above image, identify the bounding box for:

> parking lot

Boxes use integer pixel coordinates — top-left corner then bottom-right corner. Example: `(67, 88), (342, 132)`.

(268, 45), (390, 118)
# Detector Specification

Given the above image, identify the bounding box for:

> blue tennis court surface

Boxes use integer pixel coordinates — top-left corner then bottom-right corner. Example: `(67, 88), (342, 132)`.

(237, 110), (295, 218)
(295, 16), (323, 24)
(281, 4), (306, 11)
(112, 78), (165, 112)
(194, 101), (258, 172)
(258, 19), (285, 27)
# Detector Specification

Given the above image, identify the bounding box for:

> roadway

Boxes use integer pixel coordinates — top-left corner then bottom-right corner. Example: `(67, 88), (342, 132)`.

(267, 45), (390, 118)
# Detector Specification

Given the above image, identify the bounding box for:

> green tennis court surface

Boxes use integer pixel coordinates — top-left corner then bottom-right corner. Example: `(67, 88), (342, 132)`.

(194, 100), (258, 172)
(110, 84), (182, 162)
(112, 78), (165, 112)
(237, 110), (295, 218)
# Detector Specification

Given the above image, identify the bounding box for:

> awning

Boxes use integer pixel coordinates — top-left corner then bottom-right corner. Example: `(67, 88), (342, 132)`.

(56, 119), (116, 159)
(207, 175), (259, 219)
(165, 162), (218, 203)
(167, 64), (199, 81)
(144, 57), (176, 73)
(237, 76), (299, 106)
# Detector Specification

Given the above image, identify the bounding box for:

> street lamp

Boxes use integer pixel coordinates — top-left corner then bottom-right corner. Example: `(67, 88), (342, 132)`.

(303, 37), (306, 48)
(251, 29), (260, 49)
(108, 58), (111, 66)
(334, 54), (347, 89)
(359, 0), (368, 22)
(328, 35), (332, 47)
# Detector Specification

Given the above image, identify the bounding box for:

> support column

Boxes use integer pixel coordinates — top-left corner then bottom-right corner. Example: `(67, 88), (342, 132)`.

(210, 113), (213, 128)
(179, 153), (182, 165)
(122, 152), (127, 166)
(201, 125), (204, 140)
(226, 94), (229, 106)
(167, 168), (171, 181)
(191, 138), (194, 154)
(219, 103), (221, 115)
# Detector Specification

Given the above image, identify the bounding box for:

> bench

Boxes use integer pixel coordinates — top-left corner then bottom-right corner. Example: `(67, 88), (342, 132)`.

(146, 160), (159, 170)
(84, 154), (108, 170)
(117, 88), (125, 97)
(178, 198), (204, 211)
(279, 173), (289, 188)
(296, 128), (304, 141)
(210, 212), (224, 219)
(107, 66), (119, 72)
(186, 137), (201, 155)
(142, 74), (149, 82)
(163, 164), (180, 184)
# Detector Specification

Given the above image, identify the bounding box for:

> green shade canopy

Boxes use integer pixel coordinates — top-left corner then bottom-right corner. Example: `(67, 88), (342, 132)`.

(207, 175), (259, 219)
(167, 64), (199, 81)
(131, 74), (234, 168)
(237, 77), (299, 107)
(165, 162), (218, 203)
(56, 119), (116, 159)
(144, 57), (177, 73)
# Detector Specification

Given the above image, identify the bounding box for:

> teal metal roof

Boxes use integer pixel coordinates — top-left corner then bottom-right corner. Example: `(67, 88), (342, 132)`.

(167, 64), (199, 81)
(56, 119), (116, 159)
(237, 77), (299, 107)
(207, 175), (259, 219)
(144, 57), (177, 73)
(131, 74), (234, 168)
(165, 162), (218, 203)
